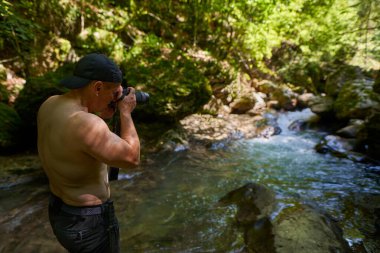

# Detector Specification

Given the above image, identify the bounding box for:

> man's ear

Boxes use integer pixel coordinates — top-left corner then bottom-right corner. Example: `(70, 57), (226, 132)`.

(93, 81), (103, 92)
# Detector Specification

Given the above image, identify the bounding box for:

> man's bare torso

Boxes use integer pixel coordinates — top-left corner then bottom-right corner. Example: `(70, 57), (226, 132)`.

(38, 94), (110, 206)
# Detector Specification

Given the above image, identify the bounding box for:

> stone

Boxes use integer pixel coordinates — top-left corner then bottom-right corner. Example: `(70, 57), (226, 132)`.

(334, 79), (380, 120)
(336, 119), (365, 138)
(230, 95), (255, 114)
(273, 204), (351, 253)
(308, 95), (335, 119)
(297, 92), (315, 109)
(365, 111), (380, 159)
(219, 183), (351, 253)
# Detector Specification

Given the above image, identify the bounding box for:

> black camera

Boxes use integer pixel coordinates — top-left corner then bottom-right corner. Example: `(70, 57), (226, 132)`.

(108, 88), (149, 110)
(123, 88), (150, 104)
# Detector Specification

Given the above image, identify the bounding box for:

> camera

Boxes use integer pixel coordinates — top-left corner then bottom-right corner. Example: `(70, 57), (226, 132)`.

(123, 88), (150, 104)
(108, 88), (149, 110)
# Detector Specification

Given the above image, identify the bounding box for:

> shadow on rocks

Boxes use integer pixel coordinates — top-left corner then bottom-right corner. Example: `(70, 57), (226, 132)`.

(218, 182), (352, 253)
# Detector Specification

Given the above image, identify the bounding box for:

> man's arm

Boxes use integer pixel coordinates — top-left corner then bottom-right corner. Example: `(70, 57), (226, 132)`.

(75, 113), (140, 169)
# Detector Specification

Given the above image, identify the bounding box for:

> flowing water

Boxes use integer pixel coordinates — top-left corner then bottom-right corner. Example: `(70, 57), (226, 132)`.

(0, 109), (379, 253)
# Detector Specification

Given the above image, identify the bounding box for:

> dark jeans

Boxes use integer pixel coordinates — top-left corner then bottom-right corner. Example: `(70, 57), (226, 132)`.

(49, 194), (120, 253)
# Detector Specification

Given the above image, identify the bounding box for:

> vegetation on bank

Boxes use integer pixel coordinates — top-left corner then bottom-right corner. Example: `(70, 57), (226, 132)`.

(0, 0), (379, 153)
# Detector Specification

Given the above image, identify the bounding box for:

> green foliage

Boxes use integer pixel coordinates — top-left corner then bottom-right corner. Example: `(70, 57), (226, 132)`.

(0, 1), (41, 53)
(1, 0), (380, 122)
(0, 84), (9, 104)
(76, 28), (126, 62)
(122, 34), (212, 121)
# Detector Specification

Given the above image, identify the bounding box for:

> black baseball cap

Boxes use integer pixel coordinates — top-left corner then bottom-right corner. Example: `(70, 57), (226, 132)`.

(60, 53), (123, 89)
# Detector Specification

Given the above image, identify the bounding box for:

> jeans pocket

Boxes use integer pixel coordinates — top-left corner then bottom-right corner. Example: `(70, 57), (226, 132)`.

(54, 228), (88, 250)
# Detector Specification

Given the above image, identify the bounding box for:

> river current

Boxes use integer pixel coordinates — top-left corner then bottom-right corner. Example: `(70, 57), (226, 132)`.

(0, 109), (379, 252)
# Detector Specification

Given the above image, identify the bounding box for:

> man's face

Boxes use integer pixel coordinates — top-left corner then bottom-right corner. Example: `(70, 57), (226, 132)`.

(97, 82), (122, 119)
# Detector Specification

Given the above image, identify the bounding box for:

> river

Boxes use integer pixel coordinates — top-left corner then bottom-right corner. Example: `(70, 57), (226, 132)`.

(0, 109), (379, 252)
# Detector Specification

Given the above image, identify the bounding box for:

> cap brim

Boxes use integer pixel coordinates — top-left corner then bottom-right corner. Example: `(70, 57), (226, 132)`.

(59, 76), (92, 89)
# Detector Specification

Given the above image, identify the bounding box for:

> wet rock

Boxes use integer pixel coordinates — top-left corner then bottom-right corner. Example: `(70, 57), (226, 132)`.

(218, 183), (277, 253)
(365, 111), (380, 159)
(288, 119), (309, 131)
(219, 183), (351, 253)
(218, 183), (276, 224)
(315, 135), (356, 154)
(245, 217), (275, 253)
(315, 135), (367, 162)
(308, 95), (335, 119)
(257, 125), (282, 138)
(336, 119), (365, 138)
(353, 193), (380, 252)
(273, 204), (351, 253)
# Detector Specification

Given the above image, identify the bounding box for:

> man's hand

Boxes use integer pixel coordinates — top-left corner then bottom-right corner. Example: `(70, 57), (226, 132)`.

(118, 87), (137, 114)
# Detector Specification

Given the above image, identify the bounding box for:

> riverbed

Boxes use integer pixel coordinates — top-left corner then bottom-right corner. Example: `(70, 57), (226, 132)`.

(0, 109), (379, 252)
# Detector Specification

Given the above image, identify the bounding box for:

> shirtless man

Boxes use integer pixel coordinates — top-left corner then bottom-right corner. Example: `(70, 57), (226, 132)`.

(37, 53), (140, 253)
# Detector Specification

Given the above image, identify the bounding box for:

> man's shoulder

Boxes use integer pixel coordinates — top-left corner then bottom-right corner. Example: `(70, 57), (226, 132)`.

(69, 112), (109, 138)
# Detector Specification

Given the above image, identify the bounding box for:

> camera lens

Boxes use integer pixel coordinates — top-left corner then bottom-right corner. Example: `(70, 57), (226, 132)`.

(135, 91), (149, 103)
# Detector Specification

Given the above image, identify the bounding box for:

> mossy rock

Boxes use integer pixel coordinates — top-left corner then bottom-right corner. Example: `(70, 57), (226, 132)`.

(0, 102), (22, 153)
(122, 34), (212, 122)
(13, 64), (73, 148)
(334, 78), (380, 120)
(325, 65), (366, 97)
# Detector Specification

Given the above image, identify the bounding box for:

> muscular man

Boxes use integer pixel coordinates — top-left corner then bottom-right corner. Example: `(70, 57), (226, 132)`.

(37, 53), (140, 252)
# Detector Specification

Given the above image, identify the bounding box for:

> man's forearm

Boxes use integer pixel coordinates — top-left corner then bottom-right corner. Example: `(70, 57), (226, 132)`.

(119, 111), (140, 164)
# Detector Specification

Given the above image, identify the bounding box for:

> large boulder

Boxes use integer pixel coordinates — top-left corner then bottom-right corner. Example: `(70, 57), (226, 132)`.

(229, 95), (255, 114)
(270, 84), (298, 110)
(365, 111), (380, 159)
(218, 183), (276, 224)
(308, 95), (335, 119)
(219, 183), (351, 253)
(336, 119), (365, 138)
(324, 65), (365, 97)
(218, 183), (277, 253)
(334, 78), (380, 120)
(315, 134), (366, 162)
(273, 204), (351, 253)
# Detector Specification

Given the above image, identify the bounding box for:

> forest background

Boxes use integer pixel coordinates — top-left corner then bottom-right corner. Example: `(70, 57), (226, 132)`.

(0, 0), (379, 155)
